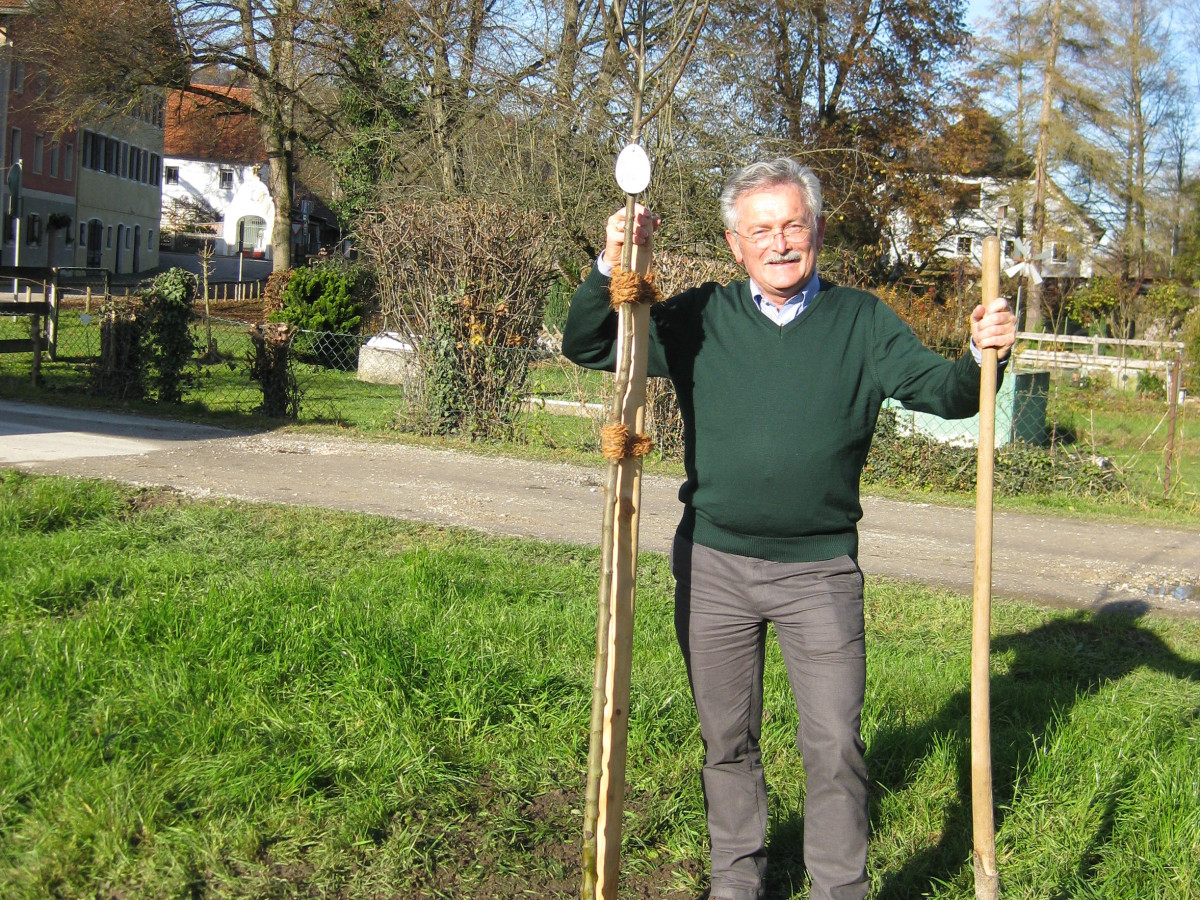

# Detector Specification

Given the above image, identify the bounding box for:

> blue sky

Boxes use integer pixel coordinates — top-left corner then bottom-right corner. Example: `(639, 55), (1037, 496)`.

(966, 0), (991, 29)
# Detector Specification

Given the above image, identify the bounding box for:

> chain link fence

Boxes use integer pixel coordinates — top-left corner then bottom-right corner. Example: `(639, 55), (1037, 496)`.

(0, 300), (1194, 505)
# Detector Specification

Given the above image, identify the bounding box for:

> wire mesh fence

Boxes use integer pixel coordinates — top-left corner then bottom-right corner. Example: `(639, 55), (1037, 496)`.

(0, 305), (1194, 505)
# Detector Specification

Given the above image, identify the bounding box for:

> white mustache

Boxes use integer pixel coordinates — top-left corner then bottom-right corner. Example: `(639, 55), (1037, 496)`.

(764, 250), (803, 263)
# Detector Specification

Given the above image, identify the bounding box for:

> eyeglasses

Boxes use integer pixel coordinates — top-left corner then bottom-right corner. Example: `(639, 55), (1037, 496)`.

(735, 223), (813, 249)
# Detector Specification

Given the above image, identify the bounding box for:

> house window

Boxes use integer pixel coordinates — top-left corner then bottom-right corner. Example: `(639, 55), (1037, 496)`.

(104, 137), (117, 174)
(219, 168), (234, 190)
(120, 143), (129, 178)
(147, 228), (154, 249)
(79, 222), (86, 244)
(26, 213), (41, 246)
(1004, 239), (1015, 259)
(106, 225), (113, 249)
(32, 134), (44, 174)
(49, 145), (58, 178)
(8, 128), (18, 167)
(125, 227), (131, 250)
(65, 144), (73, 180)
(956, 236), (972, 256)
(1051, 242), (1068, 262)
(164, 165), (179, 185)
(12, 62), (24, 93)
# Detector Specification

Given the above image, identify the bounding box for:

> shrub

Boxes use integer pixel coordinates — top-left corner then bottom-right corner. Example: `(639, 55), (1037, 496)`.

(269, 265), (363, 369)
(143, 268), (198, 403)
(248, 323), (299, 418)
(1136, 371), (1166, 401)
(876, 283), (968, 360)
(359, 199), (556, 440)
(91, 294), (146, 401)
(863, 409), (1126, 498)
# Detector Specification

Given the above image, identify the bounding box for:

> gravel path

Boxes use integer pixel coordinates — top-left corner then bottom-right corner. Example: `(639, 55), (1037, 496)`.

(3, 399), (1197, 617)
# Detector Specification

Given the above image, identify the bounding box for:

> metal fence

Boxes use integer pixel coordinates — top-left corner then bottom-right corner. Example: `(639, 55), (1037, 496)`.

(0, 307), (1193, 502)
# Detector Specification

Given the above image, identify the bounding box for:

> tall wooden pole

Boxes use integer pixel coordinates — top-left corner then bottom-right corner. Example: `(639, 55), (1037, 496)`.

(972, 235), (1001, 900)
(578, 0), (707, 887)
(582, 147), (655, 900)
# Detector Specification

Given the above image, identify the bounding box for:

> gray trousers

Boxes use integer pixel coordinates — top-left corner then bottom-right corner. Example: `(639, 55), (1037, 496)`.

(671, 535), (869, 900)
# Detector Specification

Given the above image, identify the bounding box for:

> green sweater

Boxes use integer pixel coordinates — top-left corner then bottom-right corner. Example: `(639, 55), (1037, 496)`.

(562, 266), (989, 563)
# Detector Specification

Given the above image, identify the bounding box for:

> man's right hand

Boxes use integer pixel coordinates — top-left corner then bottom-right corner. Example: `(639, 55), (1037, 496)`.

(604, 204), (660, 269)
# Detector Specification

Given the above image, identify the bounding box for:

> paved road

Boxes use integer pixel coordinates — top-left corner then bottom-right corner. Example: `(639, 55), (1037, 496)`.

(2, 400), (1197, 616)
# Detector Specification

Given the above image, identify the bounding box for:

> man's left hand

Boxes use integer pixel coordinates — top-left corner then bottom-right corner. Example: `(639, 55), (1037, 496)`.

(971, 299), (1017, 362)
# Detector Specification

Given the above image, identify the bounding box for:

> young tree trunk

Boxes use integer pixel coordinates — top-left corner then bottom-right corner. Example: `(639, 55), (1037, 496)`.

(583, 234), (654, 900)
(1030, 0), (1064, 332)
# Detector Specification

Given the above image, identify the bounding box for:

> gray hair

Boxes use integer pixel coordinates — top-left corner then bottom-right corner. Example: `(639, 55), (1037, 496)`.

(719, 158), (823, 233)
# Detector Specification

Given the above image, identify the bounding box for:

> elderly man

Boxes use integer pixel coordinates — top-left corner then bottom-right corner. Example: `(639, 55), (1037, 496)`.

(562, 158), (1016, 900)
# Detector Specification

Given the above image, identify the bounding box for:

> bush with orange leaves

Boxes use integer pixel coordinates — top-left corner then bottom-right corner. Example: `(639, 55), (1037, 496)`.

(358, 199), (556, 439)
(876, 283), (970, 361)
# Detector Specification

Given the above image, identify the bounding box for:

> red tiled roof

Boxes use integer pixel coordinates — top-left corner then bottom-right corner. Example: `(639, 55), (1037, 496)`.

(163, 85), (265, 164)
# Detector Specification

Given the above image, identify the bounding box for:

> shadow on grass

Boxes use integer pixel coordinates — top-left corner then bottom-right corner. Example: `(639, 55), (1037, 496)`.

(762, 601), (1200, 899)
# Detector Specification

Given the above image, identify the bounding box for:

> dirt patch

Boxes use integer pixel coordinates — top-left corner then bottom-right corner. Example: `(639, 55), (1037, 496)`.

(198, 299), (269, 324)
(122, 486), (189, 517)
(327, 785), (703, 900)
(56, 293), (268, 325)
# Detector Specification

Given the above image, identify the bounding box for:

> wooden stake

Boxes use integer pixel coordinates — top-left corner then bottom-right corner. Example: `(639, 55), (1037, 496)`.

(1164, 350), (1181, 497)
(583, 232), (653, 900)
(973, 235), (1000, 900)
(29, 303), (41, 388)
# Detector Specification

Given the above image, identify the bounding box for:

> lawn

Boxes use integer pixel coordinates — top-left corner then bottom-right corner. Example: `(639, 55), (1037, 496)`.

(1046, 374), (1199, 502)
(2, 472), (1198, 899)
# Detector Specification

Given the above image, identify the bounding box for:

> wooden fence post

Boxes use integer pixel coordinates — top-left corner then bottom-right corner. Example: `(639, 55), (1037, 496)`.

(45, 281), (57, 360)
(30, 304), (42, 388)
(1164, 350), (1181, 497)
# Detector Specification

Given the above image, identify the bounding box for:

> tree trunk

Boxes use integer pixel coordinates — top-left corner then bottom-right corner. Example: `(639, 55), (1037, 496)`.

(1030, 0), (1064, 332)
(1130, 0), (1147, 282)
(265, 138), (294, 272)
(555, 0), (581, 106)
(238, 0), (296, 272)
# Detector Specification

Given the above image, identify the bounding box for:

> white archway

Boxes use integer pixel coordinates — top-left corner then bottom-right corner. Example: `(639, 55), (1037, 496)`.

(221, 168), (274, 259)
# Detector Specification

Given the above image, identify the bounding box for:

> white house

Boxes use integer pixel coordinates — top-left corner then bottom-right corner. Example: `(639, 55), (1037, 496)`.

(887, 175), (1106, 280)
(161, 86), (273, 259)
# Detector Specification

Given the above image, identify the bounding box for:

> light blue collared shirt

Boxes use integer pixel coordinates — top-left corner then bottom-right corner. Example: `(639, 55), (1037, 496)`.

(750, 272), (820, 326)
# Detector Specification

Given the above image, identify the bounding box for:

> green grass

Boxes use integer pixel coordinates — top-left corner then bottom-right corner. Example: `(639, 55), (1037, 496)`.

(1046, 375), (1199, 503)
(2, 472), (1198, 898)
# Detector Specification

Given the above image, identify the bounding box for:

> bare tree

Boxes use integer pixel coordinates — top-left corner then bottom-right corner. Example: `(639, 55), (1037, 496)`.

(1089, 0), (1188, 282)
(1012, 0), (1103, 329)
(973, 0), (1043, 238)
(686, 0), (971, 246)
